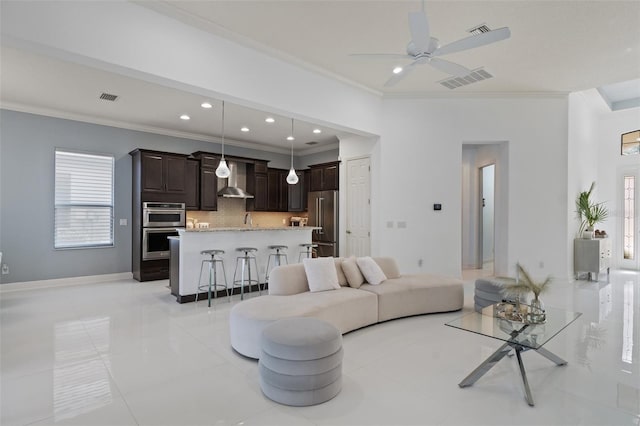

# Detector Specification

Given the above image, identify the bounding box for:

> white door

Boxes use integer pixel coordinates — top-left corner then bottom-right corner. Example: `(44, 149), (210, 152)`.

(346, 157), (371, 257)
(620, 167), (640, 270)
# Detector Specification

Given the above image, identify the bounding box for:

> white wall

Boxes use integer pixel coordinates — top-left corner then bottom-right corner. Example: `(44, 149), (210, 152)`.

(378, 97), (569, 279)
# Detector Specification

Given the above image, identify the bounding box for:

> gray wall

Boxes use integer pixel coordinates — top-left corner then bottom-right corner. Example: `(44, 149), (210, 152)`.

(0, 110), (336, 283)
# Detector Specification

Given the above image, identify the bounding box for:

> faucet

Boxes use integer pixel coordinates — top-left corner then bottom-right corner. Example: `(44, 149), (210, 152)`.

(244, 212), (253, 227)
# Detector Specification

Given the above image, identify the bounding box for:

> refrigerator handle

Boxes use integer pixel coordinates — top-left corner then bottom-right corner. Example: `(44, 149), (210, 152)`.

(319, 198), (324, 234)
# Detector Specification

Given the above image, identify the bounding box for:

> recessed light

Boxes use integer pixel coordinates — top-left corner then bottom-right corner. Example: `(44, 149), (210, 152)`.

(201, 102), (212, 109)
(287, 136), (295, 141)
(180, 114), (190, 120)
(313, 128), (322, 134)
(393, 66), (403, 74)
(265, 117), (275, 123)
(241, 126), (250, 132)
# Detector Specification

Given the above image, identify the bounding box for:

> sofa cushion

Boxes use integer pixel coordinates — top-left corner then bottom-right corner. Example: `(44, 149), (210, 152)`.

(268, 263), (309, 295)
(360, 274), (464, 322)
(303, 257), (341, 293)
(372, 257), (401, 279)
(334, 258), (348, 287)
(342, 256), (365, 288)
(356, 256), (387, 285)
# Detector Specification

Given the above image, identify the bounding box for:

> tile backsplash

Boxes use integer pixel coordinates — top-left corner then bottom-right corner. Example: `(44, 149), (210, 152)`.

(187, 198), (305, 228)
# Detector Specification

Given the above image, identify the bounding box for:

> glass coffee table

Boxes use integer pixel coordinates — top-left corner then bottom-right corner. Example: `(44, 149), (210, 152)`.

(445, 304), (582, 406)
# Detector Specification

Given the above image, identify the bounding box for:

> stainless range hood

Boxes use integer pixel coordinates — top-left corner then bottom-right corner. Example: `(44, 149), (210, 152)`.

(217, 161), (254, 199)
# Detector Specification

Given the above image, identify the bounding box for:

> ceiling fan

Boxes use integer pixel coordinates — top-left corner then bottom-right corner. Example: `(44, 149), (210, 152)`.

(350, 9), (511, 87)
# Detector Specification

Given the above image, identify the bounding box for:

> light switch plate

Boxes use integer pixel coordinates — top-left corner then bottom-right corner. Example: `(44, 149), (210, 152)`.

(119, 219), (128, 226)
(397, 221), (407, 229)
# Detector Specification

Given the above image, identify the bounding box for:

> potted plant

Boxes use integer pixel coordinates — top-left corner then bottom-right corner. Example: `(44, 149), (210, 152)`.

(502, 263), (551, 322)
(576, 182), (609, 238)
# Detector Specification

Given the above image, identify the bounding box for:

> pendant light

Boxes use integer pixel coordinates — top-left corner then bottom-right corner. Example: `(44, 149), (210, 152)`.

(286, 118), (299, 185)
(215, 100), (231, 178)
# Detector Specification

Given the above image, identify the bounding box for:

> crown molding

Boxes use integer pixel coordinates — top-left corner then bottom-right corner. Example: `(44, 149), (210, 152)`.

(0, 102), (341, 155)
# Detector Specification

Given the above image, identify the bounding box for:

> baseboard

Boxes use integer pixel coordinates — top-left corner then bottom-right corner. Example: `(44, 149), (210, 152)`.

(0, 272), (134, 293)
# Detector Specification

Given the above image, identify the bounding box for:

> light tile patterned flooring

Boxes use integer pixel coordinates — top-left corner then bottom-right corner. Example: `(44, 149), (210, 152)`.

(1, 269), (639, 425)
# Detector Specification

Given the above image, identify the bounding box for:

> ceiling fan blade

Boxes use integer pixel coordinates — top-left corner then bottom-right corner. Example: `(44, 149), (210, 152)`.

(384, 61), (418, 87)
(433, 27), (511, 57)
(348, 53), (412, 60)
(428, 58), (472, 77)
(408, 11), (430, 52)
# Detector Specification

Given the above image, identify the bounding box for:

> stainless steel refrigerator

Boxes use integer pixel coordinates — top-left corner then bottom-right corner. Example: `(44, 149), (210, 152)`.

(308, 190), (338, 257)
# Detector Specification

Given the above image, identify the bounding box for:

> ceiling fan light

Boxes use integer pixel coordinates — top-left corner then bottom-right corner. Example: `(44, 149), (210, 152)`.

(393, 66), (403, 74)
(286, 168), (299, 185)
(215, 159), (231, 178)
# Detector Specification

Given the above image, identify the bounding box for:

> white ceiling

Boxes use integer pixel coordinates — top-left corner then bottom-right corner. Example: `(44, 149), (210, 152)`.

(1, 1), (639, 154)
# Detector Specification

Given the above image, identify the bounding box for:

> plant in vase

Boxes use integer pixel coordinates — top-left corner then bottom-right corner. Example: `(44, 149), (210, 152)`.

(501, 263), (551, 322)
(576, 182), (609, 238)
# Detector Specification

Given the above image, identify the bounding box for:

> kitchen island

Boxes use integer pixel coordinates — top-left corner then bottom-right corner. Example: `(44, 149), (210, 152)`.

(170, 227), (317, 303)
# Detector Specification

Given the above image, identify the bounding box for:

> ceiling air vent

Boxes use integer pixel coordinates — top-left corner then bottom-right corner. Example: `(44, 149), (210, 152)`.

(467, 24), (491, 35)
(306, 141), (319, 146)
(99, 92), (119, 102)
(438, 68), (494, 90)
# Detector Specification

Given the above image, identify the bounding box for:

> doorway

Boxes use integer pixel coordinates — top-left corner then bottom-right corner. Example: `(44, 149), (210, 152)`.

(480, 164), (495, 274)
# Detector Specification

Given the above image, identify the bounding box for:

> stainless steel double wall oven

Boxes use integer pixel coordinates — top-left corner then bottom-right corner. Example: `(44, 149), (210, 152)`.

(141, 202), (185, 260)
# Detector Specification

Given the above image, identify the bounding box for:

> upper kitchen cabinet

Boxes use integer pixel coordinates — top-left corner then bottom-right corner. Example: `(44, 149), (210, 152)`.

(246, 161), (269, 211)
(267, 168), (289, 212)
(131, 149), (188, 202)
(185, 159), (200, 210)
(287, 170), (306, 212)
(309, 161), (339, 191)
(191, 152), (219, 211)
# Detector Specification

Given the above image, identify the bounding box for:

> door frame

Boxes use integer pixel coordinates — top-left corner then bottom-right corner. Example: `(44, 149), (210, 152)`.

(479, 163), (496, 273)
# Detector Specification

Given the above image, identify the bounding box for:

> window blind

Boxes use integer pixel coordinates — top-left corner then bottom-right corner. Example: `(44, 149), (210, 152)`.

(54, 150), (114, 249)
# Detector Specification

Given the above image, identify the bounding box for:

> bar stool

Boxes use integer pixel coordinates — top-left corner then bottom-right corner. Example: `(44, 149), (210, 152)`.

(233, 247), (260, 300)
(196, 249), (229, 307)
(298, 243), (318, 262)
(265, 245), (288, 284)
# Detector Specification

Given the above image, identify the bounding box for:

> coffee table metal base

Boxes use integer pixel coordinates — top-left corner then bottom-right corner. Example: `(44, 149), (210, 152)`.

(458, 342), (567, 406)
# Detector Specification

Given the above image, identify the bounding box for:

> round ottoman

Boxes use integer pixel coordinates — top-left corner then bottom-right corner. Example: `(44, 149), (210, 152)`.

(259, 317), (343, 406)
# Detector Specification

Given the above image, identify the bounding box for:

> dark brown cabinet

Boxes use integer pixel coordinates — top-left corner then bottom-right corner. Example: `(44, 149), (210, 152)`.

(185, 159), (199, 210)
(246, 161), (269, 211)
(287, 171), (306, 212)
(199, 168), (218, 211)
(267, 168), (290, 212)
(309, 161), (339, 191)
(139, 151), (187, 196)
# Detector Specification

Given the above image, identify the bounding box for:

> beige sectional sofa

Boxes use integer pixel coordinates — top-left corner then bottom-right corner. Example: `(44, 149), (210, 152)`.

(230, 257), (463, 359)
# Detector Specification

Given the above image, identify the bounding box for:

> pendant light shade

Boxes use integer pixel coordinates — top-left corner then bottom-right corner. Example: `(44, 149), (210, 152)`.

(287, 118), (299, 185)
(215, 100), (231, 178)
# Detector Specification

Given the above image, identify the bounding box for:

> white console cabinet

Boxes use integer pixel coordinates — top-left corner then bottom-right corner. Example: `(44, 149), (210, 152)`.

(574, 238), (611, 281)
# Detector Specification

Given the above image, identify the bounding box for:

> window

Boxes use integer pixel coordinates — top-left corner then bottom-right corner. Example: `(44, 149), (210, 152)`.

(621, 130), (640, 156)
(55, 149), (114, 249)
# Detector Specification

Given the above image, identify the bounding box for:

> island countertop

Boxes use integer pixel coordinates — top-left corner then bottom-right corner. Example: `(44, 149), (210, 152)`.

(183, 226), (319, 232)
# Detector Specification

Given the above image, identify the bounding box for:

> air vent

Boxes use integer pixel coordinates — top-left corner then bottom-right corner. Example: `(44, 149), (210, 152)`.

(99, 92), (119, 102)
(467, 24), (491, 35)
(306, 141), (319, 146)
(438, 68), (494, 90)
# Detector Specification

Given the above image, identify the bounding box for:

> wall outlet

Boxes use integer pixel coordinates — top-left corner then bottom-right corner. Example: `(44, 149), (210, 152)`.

(1, 264), (8, 275)
(282, 218), (287, 225)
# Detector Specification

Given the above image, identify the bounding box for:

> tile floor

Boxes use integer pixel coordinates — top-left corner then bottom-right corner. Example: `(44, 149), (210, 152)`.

(1, 269), (639, 426)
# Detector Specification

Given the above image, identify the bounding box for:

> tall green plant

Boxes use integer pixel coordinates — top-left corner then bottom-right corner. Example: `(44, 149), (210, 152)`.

(576, 182), (609, 236)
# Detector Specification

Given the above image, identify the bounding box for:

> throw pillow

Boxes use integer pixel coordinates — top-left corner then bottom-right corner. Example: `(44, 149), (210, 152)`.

(342, 256), (365, 289)
(303, 257), (341, 293)
(356, 256), (387, 285)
